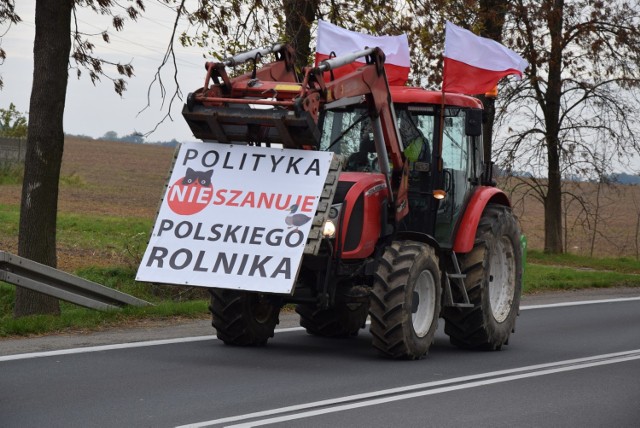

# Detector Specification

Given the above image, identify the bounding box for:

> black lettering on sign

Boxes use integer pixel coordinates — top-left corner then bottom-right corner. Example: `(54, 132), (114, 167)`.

(271, 258), (291, 279)
(286, 157), (301, 174)
(183, 149), (198, 165)
(194, 251), (208, 272)
(169, 248), (192, 270)
(201, 150), (220, 167)
(270, 155), (285, 172)
(146, 247), (168, 267)
(305, 158), (320, 176)
(157, 219), (174, 236)
(175, 221), (193, 239)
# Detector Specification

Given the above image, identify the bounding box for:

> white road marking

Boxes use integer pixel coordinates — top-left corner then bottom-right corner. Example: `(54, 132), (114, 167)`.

(520, 296), (640, 310)
(0, 335), (217, 362)
(1, 297), (638, 362)
(176, 349), (640, 428)
(0, 327), (304, 362)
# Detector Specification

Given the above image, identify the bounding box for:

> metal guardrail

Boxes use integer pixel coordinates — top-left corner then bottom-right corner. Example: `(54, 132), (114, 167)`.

(0, 251), (152, 311)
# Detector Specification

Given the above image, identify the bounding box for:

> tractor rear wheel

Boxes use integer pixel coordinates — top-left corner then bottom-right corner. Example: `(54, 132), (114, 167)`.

(443, 204), (522, 350)
(369, 241), (441, 359)
(209, 288), (280, 346)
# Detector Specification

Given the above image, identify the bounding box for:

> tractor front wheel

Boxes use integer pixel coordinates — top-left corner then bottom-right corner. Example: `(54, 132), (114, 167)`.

(369, 241), (441, 359)
(209, 288), (280, 346)
(296, 285), (370, 337)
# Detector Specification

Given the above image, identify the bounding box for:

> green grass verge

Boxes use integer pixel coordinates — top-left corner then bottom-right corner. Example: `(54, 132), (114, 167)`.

(523, 263), (640, 293)
(0, 162), (24, 185)
(0, 295), (208, 337)
(528, 250), (640, 274)
(0, 203), (19, 237)
(57, 214), (152, 252)
(0, 266), (212, 337)
(0, 203), (153, 264)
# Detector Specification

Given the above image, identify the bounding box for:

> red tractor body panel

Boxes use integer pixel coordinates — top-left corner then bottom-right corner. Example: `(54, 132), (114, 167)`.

(389, 87), (483, 108)
(338, 172), (389, 259)
(453, 186), (511, 253)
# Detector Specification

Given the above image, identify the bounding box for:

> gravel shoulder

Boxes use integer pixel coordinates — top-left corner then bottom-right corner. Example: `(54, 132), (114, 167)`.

(2, 287), (639, 357)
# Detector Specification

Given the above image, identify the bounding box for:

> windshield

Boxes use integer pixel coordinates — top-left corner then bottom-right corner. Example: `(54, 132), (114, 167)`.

(319, 108), (377, 172)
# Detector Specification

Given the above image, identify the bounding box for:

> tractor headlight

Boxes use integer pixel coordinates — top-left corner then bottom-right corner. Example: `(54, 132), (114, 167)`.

(322, 203), (342, 238)
(322, 219), (336, 238)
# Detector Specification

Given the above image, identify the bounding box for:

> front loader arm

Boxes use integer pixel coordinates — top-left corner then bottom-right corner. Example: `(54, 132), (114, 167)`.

(182, 44), (409, 220)
(302, 47), (409, 219)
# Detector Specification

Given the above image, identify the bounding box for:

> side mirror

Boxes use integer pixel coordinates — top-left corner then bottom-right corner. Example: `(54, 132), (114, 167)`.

(465, 109), (482, 137)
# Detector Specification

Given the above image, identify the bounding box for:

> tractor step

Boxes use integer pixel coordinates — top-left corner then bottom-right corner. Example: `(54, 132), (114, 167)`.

(443, 252), (473, 308)
(449, 303), (474, 308)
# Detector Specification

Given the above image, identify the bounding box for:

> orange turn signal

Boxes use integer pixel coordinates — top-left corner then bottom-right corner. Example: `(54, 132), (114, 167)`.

(485, 86), (498, 99)
(433, 189), (447, 200)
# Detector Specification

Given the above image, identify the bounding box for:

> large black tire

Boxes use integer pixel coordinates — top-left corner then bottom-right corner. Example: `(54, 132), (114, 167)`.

(369, 241), (442, 359)
(443, 204), (523, 350)
(209, 288), (280, 346)
(296, 286), (369, 337)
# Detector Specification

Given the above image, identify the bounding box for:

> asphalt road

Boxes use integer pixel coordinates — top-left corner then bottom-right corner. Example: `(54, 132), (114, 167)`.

(1, 293), (640, 428)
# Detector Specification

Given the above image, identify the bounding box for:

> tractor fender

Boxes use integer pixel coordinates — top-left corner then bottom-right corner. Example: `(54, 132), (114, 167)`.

(453, 186), (511, 254)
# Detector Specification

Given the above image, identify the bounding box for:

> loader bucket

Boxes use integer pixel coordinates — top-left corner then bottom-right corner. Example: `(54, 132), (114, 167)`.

(182, 103), (320, 149)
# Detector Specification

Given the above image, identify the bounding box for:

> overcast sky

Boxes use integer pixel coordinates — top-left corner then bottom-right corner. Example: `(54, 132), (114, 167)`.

(1, 1), (209, 142)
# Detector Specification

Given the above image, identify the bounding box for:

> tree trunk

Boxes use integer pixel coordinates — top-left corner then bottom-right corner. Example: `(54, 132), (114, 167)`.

(477, 0), (508, 161)
(544, 138), (563, 253)
(542, 0), (565, 254)
(13, 0), (72, 318)
(283, 0), (319, 73)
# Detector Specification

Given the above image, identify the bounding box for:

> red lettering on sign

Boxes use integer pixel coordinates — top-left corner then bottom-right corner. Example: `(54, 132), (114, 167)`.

(167, 178), (213, 215)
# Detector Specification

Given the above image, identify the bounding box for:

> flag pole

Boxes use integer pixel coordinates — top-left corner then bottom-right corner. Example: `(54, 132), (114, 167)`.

(438, 73), (446, 176)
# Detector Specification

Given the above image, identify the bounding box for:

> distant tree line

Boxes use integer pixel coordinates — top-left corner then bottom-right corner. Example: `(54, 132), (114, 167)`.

(65, 130), (181, 148)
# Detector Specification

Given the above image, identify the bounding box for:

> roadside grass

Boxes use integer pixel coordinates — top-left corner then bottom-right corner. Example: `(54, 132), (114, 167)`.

(0, 203), (18, 237)
(56, 214), (152, 261)
(0, 203), (153, 266)
(0, 282), (208, 337)
(0, 162), (23, 185)
(528, 250), (640, 274)
(0, 265), (212, 337)
(523, 264), (640, 293)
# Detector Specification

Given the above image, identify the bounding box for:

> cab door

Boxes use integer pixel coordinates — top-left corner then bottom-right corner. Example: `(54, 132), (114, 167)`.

(434, 108), (483, 246)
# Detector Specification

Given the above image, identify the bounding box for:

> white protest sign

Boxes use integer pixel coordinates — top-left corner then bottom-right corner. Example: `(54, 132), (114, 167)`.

(136, 142), (333, 294)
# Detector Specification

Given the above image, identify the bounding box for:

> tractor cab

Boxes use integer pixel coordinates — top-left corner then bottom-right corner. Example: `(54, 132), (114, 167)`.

(317, 87), (486, 249)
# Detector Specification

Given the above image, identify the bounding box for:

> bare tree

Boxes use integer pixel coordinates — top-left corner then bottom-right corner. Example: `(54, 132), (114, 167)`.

(1, 0), (142, 317)
(494, 0), (640, 253)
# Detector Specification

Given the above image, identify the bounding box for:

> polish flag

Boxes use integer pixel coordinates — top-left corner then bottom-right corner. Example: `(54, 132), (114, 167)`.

(443, 21), (528, 95)
(315, 20), (410, 86)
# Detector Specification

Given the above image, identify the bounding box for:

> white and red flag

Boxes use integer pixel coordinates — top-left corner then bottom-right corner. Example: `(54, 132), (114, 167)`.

(443, 21), (528, 95)
(315, 20), (410, 86)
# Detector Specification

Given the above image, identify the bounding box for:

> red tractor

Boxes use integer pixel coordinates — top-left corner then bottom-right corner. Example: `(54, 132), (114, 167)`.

(180, 44), (523, 359)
